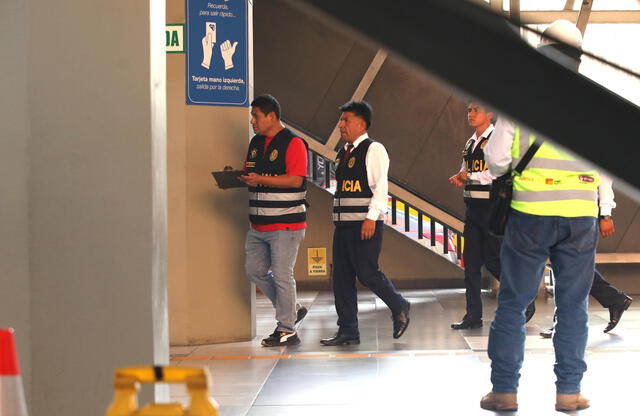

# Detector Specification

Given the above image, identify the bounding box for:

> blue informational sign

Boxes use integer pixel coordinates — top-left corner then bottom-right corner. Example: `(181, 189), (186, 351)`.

(186, 0), (249, 106)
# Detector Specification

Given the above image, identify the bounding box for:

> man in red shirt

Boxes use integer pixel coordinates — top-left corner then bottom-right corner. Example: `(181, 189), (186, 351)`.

(238, 94), (308, 347)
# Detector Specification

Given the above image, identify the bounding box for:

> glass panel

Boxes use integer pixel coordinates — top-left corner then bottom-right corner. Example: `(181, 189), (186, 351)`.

(581, 24), (640, 105)
(521, 23), (640, 106)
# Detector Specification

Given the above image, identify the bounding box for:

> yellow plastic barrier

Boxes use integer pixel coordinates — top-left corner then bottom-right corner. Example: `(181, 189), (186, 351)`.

(106, 366), (219, 416)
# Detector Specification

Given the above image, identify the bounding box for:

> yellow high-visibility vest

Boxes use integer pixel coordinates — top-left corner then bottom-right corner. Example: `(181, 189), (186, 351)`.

(511, 125), (599, 217)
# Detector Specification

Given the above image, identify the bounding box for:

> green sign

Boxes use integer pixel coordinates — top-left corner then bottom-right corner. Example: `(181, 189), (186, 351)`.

(166, 24), (185, 53)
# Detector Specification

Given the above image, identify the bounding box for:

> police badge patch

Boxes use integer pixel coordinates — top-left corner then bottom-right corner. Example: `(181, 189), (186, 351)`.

(269, 149), (278, 162)
(348, 157), (356, 168)
(250, 148), (258, 159)
(480, 140), (488, 150)
(463, 139), (474, 155)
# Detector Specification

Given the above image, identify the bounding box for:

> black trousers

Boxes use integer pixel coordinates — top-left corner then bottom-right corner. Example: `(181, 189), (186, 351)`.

(549, 269), (626, 326)
(590, 269), (626, 308)
(332, 222), (406, 335)
(463, 199), (501, 320)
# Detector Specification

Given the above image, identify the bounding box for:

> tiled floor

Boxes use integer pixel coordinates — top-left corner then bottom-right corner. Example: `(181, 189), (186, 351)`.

(169, 289), (640, 415)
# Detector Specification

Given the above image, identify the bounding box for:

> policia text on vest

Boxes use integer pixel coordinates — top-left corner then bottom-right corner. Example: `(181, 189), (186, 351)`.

(333, 140), (374, 224)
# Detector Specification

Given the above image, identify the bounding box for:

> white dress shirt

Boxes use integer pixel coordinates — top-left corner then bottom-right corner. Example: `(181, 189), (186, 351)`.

(483, 117), (515, 178)
(344, 133), (389, 221)
(598, 174), (616, 216)
(460, 124), (496, 185)
(484, 116), (616, 215)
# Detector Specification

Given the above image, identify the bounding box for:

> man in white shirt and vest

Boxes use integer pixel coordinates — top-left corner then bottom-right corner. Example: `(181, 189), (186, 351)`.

(480, 20), (598, 412)
(449, 102), (535, 329)
(320, 101), (410, 346)
(450, 103), (537, 330)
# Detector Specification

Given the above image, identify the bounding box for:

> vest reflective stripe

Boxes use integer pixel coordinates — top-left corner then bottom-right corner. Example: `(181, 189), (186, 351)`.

(463, 190), (490, 199)
(463, 133), (492, 200)
(333, 197), (370, 223)
(333, 197), (371, 207)
(332, 212), (368, 222)
(513, 189), (597, 202)
(464, 181), (491, 200)
(334, 138), (375, 225)
(249, 191), (307, 201)
(511, 126), (599, 217)
(249, 205), (306, 216)
(525, 158), (591, 172)
(245, 129), (308, 225)
(511, 200), (598, 217)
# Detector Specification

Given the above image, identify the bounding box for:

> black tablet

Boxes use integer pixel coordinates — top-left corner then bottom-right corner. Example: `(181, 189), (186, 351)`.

(211, 170), (247, 189)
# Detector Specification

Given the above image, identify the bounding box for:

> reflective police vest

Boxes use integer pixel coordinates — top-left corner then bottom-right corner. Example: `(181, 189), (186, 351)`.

(511, 125), (599, 217)
(463, 133), (491, 200)
(333, 139), (375, 226)
(245, 128), (308, 225)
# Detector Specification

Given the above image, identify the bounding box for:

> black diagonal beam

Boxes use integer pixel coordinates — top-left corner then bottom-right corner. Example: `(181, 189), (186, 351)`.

(285, 0), (640, 198)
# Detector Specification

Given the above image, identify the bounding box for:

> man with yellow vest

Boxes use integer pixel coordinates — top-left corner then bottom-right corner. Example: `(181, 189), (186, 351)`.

(480, 20), (597, 413)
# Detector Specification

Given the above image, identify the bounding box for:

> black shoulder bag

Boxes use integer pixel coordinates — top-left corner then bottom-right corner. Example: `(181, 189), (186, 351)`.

(488, 138), (543, 237)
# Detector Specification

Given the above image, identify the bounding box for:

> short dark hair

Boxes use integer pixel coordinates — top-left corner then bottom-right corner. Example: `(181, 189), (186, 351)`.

(251, 94), (281, 119)
(466, 100), (494, 114)
(339, 100), (372, 129)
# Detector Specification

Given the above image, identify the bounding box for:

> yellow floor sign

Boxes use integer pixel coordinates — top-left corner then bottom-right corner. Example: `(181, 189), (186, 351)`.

(307, 248), (327, 276)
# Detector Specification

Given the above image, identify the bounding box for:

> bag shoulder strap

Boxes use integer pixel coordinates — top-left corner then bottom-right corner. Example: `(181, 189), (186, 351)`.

(514, 137), (543, 175)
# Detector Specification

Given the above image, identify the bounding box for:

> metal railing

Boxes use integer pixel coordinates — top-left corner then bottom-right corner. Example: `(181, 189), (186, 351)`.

(306, 146), (464, 266)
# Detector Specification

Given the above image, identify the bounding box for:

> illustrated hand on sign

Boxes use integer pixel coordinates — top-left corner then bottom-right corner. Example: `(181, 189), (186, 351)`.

(201, 23), (216, 69)
(220, 40), (238, 70)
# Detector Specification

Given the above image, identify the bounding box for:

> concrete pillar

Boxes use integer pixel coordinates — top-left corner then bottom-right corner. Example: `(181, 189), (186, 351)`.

(0, 0), (31, 401)
(167, 0), (255, 345)
(24, 1), (168, 415)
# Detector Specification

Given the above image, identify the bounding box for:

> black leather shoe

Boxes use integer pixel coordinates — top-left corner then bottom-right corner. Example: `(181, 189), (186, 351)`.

(392, 301), (410, 339)
(320, 333), (360, 346)
(525, 301), (536, 323)
(540, 328), (553, 338)
(604, 295), (633, 333)
(295, 306), (308, 325)
(451, 316), (482, 330)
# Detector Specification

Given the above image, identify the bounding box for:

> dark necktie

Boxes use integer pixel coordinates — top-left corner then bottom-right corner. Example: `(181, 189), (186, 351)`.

(343, 144), (354, 164)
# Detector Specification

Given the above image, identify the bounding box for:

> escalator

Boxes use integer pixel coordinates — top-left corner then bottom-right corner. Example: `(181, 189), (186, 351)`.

(254, 0), (640, 290)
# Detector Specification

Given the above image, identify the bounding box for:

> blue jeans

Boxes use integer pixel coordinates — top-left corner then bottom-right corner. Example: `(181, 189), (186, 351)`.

(245, 228), (305, 332)
(488, 210), (597, 394)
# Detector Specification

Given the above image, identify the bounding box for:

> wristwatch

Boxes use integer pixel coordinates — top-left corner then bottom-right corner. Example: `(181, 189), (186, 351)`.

(599, 215), (612, 221)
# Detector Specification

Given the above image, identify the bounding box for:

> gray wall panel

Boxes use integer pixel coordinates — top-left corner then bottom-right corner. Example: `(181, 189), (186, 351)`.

(254, 0), (361, 130)
(596, 264), (640, 295)
(364, 61), (451, 180)
(615, 208), (640, 253)
(402, 96), (471, 217)
(306, 43), (377, 141)
(365, 60), (470, 217)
